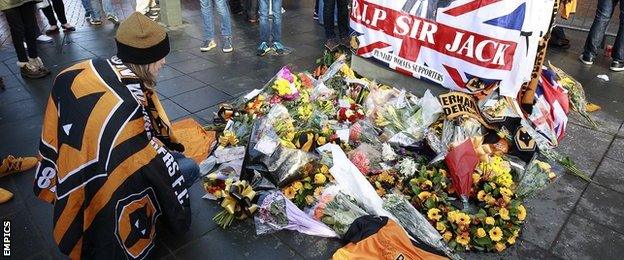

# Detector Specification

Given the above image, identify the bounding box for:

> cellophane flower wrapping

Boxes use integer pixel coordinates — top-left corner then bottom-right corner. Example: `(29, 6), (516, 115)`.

(347, 143), (381, 175)
(515, 158), (558, 199)
(445, 139), (478, 198)
(255, 191), (338, 238)
(548, 62), (597, 128)
(309, 185), (368, 237)
(382, 194), (459, 260)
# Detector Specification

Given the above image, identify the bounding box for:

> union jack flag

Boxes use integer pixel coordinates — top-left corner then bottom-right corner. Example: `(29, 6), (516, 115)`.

(350, 0), (555, 97)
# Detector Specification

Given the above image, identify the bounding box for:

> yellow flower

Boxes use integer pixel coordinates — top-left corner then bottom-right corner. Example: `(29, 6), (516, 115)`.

(436, 222), (447, 233)
(422, 180), (433, 189)
(218, 131), (239, 147)
(476, 228), (487, 238)
(442, 231), (453, 242)
(317, 136), (327, 146)
(292, 181), (303, 192)
(499, 208), (510, 220)
(495, 242), (506, 252)
(284, 187), (296, 199)
(507, 236), (516, 245)
(418, 191), (431, 201)
(499, 187), (513, 197)
(427, 208), (442, 221)
(517, 204), (527, 221)
(472, 173), (481, 184)
(447, 211), (459, 223)
(458, 213), (471, 226)
(273, 78), (292, 96)
(340, 64), (356, 79)
(455, 233), (470, 246)
(485, 195), (496, 205)
(485, 217), (495, 225)
(489, 227), (503, 242)
(477, 190), (487, 201)
(320, 164), (330, 174)
(305, 195), (315, 205)
(313, 187), (324, 197)
(502, 195), (511, 204)
(314, 173), (327, 185)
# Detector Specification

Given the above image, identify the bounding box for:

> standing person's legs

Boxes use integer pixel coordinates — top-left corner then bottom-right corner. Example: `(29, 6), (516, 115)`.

(4, 7), (29, 63)
(90, 0), (103, 21)
(21, 3), (43, 63)
(323, 0), (337, 39)
(199, 0), (218, 51)
(336, 0), (349, 38)
(612, 2), (624, 61)
(41, 5), (59, 27)
(214, 0), (233, 52)
(582, 0), (614, 61)
(50, 0), (69, 25)
(258, 0), (270, 43)
(248, 0), (259, 22)
(81, 0), (93, 16)
(271, 0), (282, 43)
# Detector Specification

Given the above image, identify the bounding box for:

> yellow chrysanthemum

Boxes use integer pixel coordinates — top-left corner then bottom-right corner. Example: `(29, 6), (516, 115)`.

(447, 211), (459, 223)
(442, 231), (453, 242)
(320, 164), (330, 174)
(427, 208), (442, 221)
(507, 236), (516, 245)
(477, 190), (487, 201)
(436, 222), (447, 233)
(517, 204), (527, 221)
(458, 213), (471, 226)
(495, 242), (506, 252)
(499, 208), (510, 220)
(476, 228), (487, 238)
(456, 233), (470, 246)
(472, 173), (481, 184)
(485, 217), (495, 225)
(485, 195), (496, 205)
(314, 173), (327, 185)
(313, 187), (324, 197)
(489, 227), (503, 242)
(284, 187), (296, 199)
(502, 195), (511, 204)
(418, 191), (432, 201)
(499, 187), (513, 197)
(273, 78), (292, 96)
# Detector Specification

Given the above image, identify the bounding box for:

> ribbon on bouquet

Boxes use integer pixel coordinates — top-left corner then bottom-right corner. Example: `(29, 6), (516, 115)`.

(218, 180), (258, 219)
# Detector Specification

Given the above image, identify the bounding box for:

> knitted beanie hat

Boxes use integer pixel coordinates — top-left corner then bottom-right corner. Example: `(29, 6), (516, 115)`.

(116, 12), (170, 64)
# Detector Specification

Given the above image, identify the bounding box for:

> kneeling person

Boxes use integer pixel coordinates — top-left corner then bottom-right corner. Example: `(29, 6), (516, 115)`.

(33, 13), (198, 259)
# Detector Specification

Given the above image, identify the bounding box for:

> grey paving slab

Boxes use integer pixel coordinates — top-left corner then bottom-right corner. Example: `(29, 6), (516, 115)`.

(273, 230), (342, 259)
(1, 209), (47, 259)
(575, 183), (624, 234)
(158, 65), (185, 81)
(157, 75), (207, 98)
(551, 214), (624, 259)
(172, 220), (300, 260)
(169, 86), (231, 113)
(187, 66), (244, 85)
(209, 75), (264, 96)
(161, 99), (191, 121)
(194, 105), (220, 124)
(168, 57), (219, 74)
(569, 110), (624, 136)
(463, 240), (560, 260)
(555, 123), (614, 174)
(0, 98), (43, 123)
(164, 50), (202, 64)
(592, 157), (624, 194)
(0, 115), (42, 156)
(0, 85), (32, 106)
(605, 137), (624, 162)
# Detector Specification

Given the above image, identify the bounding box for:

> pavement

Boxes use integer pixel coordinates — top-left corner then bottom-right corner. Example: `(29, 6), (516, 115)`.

(0, 1), (624, 260)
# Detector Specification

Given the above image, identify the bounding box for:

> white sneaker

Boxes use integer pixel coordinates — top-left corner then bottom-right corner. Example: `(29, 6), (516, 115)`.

(200, 40), (217, 52)
(36, 35), (53, 43)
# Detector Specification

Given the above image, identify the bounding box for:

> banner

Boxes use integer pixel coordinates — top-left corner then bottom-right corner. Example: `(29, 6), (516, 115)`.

(350, 0), (556, 97)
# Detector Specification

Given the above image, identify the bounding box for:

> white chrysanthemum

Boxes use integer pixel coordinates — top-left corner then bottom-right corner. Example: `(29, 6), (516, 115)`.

(381, 143), (397, 162)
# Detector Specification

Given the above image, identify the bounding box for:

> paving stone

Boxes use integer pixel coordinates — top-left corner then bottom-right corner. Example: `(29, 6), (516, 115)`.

(157, 75), (207, 98)
(173, 219), (300, 260)
(158, 65), (185, 81)
(592, 158), (624, 194)
(169, 86), (231, 113)
(605, 137), (624, 162)
(0, 74), (24, 89)
(160, 182), (221, 251)
(194, 105), (220, 124)
(463, 239), (560, 260)
(0, 85), (32, 106)
(164, 50), (201, 64)
(0, 115), (42, 155)
(209, 75), (264, 96)
(274, 230), (342, 259)
(187, 66), (243, 85)
(575, 183), (624, 234)
(0, 98), (43, 123)
(555, 123), (613, 175)
(520, 172), (587, 250)
(168, 58), (219, 74)
(161, 99), (191, 121)
(551, 214), (624, 259)
(569, 110), (624, 136)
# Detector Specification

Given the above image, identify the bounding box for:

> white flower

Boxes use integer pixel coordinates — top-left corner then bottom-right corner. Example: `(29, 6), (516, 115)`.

(399, 158), (418, 178)
(381, 143), (397, 162)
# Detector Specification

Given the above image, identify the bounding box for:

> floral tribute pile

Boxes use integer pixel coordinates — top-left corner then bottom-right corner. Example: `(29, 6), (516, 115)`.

(201, 53), (592, 258)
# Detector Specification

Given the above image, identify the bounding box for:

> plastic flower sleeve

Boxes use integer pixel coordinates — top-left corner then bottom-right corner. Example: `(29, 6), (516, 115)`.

(255, 191), (338, 238)
(309, 185), (369, 237)
(318, 54), (347, 83)
(382, 194), (460, 260)
(261, 145), (318, 187)
(321, 143), (395, 218)
(515, 157), (559, 199)
(548, 62), (597, 128)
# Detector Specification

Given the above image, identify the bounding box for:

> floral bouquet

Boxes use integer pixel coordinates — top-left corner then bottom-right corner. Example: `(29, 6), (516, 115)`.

(515, 159), (557, 198)
(271, 67), (301, 101)
(281, 162), (334, 209)
(213, 179), (258, 229)
(310, 186), (369, 237)
(255, 191), (338, 238)
(337, 103), (366, 124)
(347, 143), (382, 175)
(367, 168), (403, 197)
(548, 62), (597, 128)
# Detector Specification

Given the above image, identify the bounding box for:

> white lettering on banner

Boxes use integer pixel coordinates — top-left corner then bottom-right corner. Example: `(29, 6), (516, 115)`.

(351, 0), (556, 97)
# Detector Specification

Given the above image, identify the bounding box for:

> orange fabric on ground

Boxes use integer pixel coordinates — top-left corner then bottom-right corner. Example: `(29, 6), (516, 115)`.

(172, 118), (216, 163)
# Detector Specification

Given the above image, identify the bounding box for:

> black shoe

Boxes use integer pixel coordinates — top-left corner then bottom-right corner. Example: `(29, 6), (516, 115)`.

(20, 66), (49, 79)
(610, 60), (624, 72)
(313, 12), (318, 20)
(579, 54), (594, 65)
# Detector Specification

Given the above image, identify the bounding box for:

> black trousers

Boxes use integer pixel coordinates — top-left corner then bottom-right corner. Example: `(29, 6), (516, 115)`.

(41, 0), (68, 26)
(3, 2), (39, 62)
(323, 0), (349, 39)
(243, 0), (258, 20)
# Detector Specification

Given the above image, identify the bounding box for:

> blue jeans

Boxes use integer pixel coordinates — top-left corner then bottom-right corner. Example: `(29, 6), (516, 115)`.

(200, 0), (233, 41)
(259, 0), (282, 43)
(172, 152), (200, 188)
(90, 0), (116, 20)
(583, 0), (624, 61)
(81, 0), (93, 15)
